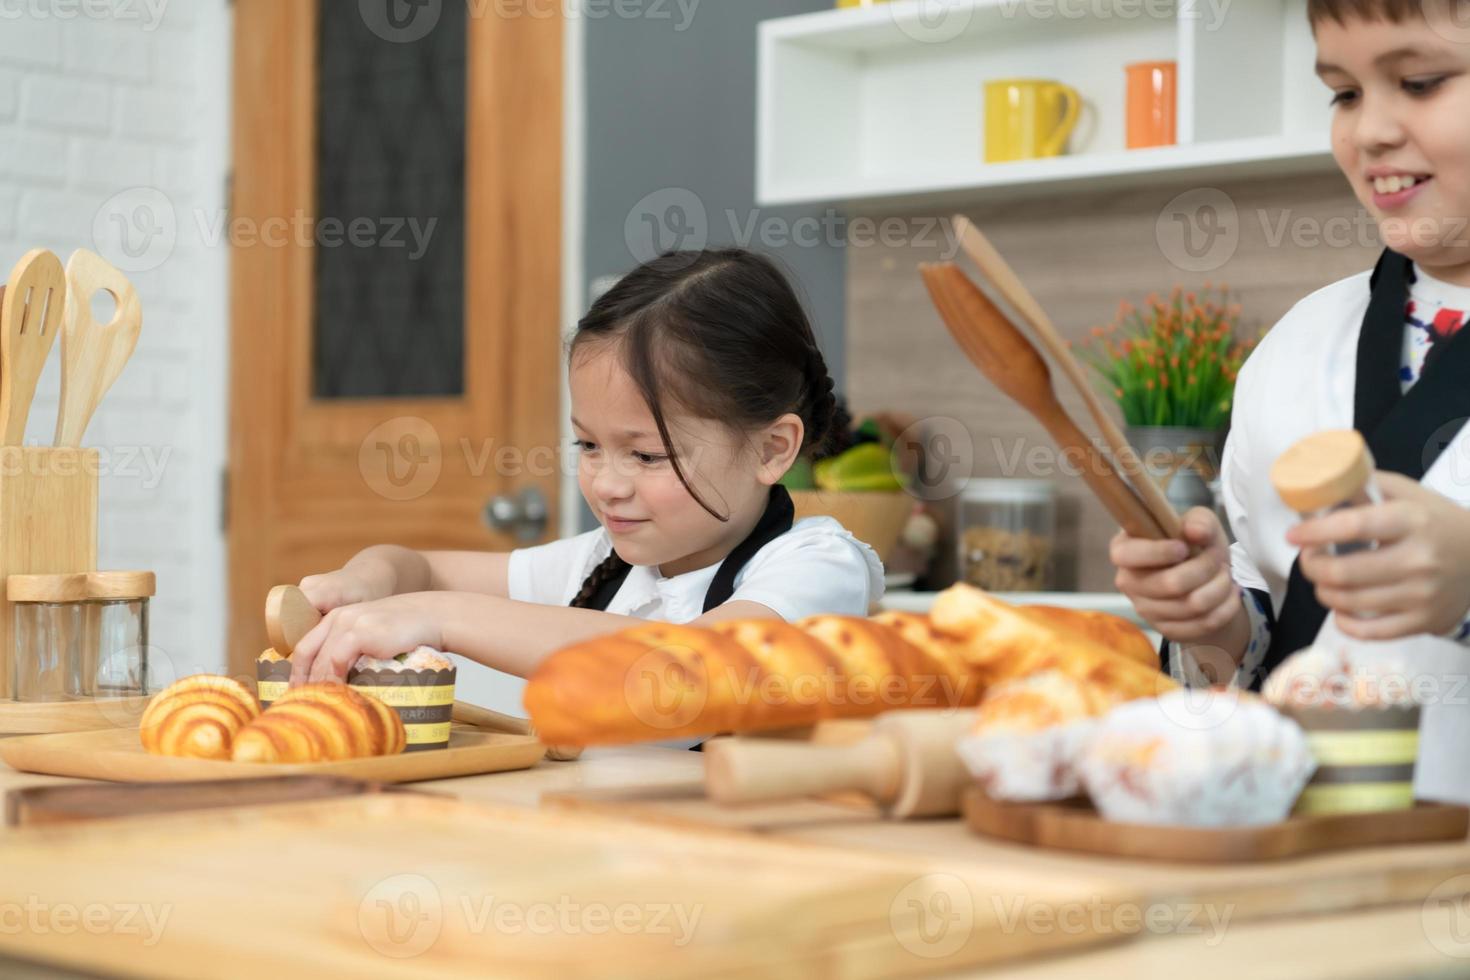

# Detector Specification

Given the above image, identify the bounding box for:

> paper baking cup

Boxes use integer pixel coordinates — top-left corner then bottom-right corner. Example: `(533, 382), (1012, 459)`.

(347, 666), (457, 752)
(1288, 705), (1420, 815)
(256, 657), (290, 710)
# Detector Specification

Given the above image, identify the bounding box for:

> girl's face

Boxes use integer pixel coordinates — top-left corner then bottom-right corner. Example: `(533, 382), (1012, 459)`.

(569, 345), (798, 577)
(1317, 14), (1470, 280)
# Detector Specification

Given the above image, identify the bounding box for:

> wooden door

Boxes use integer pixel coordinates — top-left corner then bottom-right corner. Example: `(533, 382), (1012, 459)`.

(227, 1), (562, 676)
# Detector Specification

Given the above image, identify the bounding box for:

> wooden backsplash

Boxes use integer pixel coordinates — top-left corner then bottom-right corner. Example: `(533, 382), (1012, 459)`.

(845, 172), (1381, 591)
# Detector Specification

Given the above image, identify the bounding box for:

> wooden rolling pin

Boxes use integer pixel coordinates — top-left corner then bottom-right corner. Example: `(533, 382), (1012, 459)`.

(703, 709), (976, 819)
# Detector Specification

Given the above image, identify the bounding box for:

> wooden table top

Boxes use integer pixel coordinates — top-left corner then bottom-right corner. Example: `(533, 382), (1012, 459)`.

(0, 745), (1464, 979)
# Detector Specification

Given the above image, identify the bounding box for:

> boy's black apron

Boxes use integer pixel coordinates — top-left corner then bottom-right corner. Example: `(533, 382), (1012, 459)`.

(577, 484), (796, 749)
(1173, 249), (1470, 689)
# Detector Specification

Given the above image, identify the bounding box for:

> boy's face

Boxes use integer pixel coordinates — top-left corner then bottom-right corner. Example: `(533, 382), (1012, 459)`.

(1316, 11), (1470, 273)
(569, 345), (773, 578)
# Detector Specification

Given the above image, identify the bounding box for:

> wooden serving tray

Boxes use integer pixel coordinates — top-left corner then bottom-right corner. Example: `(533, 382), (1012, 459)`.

(5, 775), (429, 826)
(964, 788), (1470, 863)
(0, 724), (545, 784)
(0, 696), (150, 734)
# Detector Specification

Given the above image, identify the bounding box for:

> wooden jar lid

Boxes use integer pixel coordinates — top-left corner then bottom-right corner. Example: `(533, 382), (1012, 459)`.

(7, 571), (156, 603)
(1270, 430), (1374, 513)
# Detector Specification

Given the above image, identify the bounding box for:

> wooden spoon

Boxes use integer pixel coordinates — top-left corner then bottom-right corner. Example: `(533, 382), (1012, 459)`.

(265, 583), (582, 760)
(921, 262), (1166, 540)
(952, 216), (1183, 538)
(0, 250), (66, 445)
(54, 249), (143, 447)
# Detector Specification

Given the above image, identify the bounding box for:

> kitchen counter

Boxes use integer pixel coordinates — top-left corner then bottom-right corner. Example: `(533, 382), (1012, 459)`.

(0, 748), (1463, 978)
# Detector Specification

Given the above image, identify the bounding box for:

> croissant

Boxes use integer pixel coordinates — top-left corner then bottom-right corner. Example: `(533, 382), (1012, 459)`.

(231, 683), (406, 764)
(140, 675), (260, 759)
(524, 585), (1172, 746)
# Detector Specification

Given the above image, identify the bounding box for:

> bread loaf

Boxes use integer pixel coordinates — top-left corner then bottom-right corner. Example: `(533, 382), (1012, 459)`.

(231, 683), (406, 764)
(139, 675), (260, 760)
(524, 585), (1173, 746)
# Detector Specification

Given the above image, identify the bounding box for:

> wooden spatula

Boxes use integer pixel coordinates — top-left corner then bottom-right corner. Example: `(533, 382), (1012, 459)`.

(54, 249), (143, 447)
(703, 709), (976, 819)
(0, 250), (66, 445)
(952, 217), (1183, 538)
(265, 583), (582, 760)
(921, 262), (1166, 540)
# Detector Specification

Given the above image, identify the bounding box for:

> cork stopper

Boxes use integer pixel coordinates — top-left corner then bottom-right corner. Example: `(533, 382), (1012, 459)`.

(1271, 430), (1374, 513)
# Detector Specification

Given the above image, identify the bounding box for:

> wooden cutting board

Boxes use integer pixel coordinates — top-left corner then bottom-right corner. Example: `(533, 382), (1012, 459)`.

(0, 724), (545, 783)
(0, 794), (1137, 980)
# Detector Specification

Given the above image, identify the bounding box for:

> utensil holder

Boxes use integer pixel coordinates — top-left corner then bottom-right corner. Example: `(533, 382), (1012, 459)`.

(0, 447), (99, 700)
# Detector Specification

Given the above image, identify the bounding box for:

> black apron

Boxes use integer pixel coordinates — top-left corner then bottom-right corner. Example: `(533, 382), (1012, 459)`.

(1251, 249), (1470, 687)
(578, 484), (797, 749)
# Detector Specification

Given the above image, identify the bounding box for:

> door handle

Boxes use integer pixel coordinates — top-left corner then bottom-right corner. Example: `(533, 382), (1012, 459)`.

(483, 486), (549, 543)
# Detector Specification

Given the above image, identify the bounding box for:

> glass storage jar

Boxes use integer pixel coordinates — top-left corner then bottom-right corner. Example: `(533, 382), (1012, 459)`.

(957, 479), (1057, 592)
(8, 571), (154, 701)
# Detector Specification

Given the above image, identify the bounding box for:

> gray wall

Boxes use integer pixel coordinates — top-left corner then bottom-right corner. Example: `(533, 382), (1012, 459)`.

(580, 0), (846, 529)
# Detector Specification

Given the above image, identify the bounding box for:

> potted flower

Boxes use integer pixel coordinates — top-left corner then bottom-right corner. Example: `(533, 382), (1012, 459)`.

(1076, 284), (1259, 514)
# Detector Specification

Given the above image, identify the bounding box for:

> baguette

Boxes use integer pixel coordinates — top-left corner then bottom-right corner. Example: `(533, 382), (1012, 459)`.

(524, 585), (1172, 746)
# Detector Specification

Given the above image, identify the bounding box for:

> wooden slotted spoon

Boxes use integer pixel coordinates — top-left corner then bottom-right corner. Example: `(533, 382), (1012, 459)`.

(54, 249), (144, 448)
(0, 249), (67, 445)
(951, 216), (1183, 539)
(920, 262), (1166, 540)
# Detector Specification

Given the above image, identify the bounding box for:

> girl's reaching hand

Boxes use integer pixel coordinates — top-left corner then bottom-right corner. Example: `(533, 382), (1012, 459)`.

(298, 560), (395, 615)
(1290, 471), (1470, 640)
(288, 594), (446, 685)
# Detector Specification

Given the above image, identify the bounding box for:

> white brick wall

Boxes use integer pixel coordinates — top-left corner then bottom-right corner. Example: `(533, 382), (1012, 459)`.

(0, 0), (230, 680)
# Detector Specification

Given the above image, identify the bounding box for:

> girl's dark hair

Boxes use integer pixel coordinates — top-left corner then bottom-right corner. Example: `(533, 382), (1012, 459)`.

(1307, 0), (1457, 25)
(568, 248), (838, 607)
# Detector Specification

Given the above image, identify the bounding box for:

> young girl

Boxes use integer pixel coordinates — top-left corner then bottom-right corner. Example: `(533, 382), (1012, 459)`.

(1112, 0), (1470, 803)
(287, 248), (884, 689)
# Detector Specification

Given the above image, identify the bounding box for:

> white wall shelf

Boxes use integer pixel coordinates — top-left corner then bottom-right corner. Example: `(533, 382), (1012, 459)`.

(757, 0), (1336, 209)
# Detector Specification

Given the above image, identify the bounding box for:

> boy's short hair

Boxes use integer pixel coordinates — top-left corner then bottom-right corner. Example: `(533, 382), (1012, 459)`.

(1308, 0), (1459, 26)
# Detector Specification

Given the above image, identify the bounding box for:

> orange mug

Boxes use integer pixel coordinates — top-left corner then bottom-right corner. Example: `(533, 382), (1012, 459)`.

(1126, 60), (1176, 149)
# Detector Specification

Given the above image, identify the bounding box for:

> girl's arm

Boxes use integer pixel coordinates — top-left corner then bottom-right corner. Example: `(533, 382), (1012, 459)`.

(303, 545), (513, 609)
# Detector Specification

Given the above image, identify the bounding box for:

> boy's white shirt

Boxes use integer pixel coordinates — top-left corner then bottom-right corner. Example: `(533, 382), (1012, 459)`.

(1182, 264), (1470, 804)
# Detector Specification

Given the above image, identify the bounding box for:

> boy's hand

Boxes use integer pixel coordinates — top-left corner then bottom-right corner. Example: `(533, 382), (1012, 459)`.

(288, 593), (445, 685)
(1290, 471), (1470, 640)
(1111, 506), (1242, 642)
(298, 560), (395, 614)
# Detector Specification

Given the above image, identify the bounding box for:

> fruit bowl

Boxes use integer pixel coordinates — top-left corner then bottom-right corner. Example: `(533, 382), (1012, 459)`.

(789, 490), (914, 564)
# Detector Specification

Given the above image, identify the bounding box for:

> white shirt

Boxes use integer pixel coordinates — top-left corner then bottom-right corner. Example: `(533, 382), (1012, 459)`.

(1184, 263), (1470, 803)
(507, 516), (887, 622)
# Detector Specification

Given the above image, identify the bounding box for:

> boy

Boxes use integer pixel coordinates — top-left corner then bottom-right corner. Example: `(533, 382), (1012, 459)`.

(1112, 0), (1470, 803)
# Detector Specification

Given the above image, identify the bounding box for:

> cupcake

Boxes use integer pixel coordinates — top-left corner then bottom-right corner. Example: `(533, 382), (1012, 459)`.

(346, 646), (457, 752)
(953, 671), (1113, 802)
(1264, 644), (1420, 815)
(1077, 692), (1315, 827)
(255, 648), (290, 709)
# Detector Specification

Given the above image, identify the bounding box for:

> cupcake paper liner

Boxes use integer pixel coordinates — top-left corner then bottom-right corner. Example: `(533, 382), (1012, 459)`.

(347, 665), (457, 752)
(1286, 704), (1420, 815)
(954, 719), (1098, 802)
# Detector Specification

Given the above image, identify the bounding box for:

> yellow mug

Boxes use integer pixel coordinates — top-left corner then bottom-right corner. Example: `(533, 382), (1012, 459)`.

(984, 79), (1082, 163)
